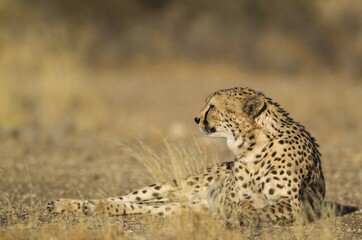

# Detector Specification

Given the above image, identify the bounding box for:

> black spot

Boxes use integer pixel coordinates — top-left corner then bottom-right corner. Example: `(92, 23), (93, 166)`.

(226, 162), (233, 170)
(271, 152), (277, 157)
(238, 176), (244, 181)
(132, 191), (138, 195)
(142, 190), (147, 194)
(287, 170), (292, 176)
(269, 188), (275, 195)
(279, 140), (285, 145)
(154, 186), (161, 190)
(207, 176), (213, 182)
(136, 197), (141, 201)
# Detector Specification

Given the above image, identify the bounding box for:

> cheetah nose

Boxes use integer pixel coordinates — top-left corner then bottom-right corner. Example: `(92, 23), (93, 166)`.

(194, 117), (200, 124)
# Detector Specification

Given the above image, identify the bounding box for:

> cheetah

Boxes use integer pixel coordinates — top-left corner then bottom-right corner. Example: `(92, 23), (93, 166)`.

(47, 86), (325, 227)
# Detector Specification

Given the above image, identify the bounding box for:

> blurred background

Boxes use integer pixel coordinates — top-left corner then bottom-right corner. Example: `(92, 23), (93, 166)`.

(0, 2), (362, 233)
(1, 0), (362, 136)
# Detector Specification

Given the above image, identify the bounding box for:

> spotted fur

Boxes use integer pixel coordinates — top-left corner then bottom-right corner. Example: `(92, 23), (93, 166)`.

(47, 87), (325, 227)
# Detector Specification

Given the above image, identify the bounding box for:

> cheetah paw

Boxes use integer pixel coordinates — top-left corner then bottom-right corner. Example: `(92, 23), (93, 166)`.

(47, 199), (84, 215)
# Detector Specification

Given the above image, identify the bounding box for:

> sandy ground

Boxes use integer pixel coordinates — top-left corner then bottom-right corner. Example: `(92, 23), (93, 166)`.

(0, 65), (361, 239)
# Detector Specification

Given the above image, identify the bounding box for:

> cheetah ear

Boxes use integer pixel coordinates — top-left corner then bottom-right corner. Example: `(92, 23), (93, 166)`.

(243, 95), (266, 118)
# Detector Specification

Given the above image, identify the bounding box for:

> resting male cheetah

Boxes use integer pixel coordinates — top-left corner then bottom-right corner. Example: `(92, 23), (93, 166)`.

(48, 87), (325, 227)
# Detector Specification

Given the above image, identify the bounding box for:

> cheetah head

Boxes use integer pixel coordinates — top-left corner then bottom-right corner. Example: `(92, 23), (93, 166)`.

(194, 87), (267, 149)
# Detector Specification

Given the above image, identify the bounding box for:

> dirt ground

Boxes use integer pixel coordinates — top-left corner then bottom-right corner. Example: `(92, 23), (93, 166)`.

(0, 65), (361, 239)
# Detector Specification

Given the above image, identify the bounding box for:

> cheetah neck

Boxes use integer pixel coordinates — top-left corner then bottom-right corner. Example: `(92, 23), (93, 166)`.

(230, 109), (285, 163)
(230, 129), (272, 163)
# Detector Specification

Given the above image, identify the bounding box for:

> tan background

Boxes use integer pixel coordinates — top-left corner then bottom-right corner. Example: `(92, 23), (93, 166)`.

(0, 0), (361, 239)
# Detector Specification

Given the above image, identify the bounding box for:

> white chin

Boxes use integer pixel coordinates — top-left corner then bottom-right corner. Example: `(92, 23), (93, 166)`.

(208, 131), (229, 138)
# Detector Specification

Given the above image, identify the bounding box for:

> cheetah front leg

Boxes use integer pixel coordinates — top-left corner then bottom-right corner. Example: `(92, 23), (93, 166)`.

(46, 178), (182, 215)
(47, 180), (210, 216)
(47, 161), (232, 216)
(47, 196), (210, 217)
(47, 192), (180, 216)
(47, 198), (168, 216)
(46, 182), (185, 216)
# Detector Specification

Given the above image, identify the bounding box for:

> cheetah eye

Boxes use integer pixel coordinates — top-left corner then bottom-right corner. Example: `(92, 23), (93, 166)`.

(209, 104), (215, 109)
